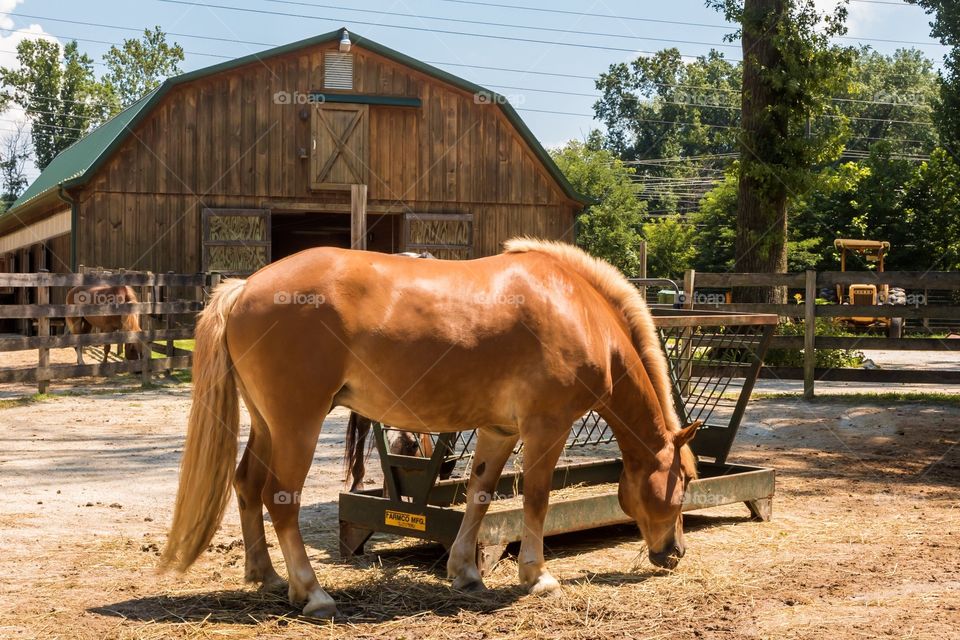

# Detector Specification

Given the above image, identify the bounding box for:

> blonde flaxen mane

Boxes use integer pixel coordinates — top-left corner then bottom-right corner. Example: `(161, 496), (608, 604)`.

(504, 238), (696, 475)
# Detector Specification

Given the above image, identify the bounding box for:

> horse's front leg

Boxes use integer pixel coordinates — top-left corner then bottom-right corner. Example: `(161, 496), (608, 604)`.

(75, 345), (85, 366)
(102, 342), (111, 364)
(517, 417), (568, 595)
(446, 427), (518, 591)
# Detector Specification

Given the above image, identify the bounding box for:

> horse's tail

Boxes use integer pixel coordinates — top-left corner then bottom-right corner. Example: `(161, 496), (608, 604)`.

(161, 278), (246, 571)
(344, 412), (372, 491)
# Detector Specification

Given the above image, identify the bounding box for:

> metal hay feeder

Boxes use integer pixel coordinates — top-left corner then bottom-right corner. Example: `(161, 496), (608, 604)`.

(338, 308), (779, 571)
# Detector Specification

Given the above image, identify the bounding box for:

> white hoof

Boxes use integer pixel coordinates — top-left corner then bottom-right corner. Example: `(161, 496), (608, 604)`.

(451, 573), (486, 592)
(301, 590), (338, 618)
(527, 574), (561, 597)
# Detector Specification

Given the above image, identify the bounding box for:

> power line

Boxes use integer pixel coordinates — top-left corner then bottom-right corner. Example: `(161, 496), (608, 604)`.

(153, 0), (733, 58)
(2, 15), (941, 109)
(257, 0), (741, 49)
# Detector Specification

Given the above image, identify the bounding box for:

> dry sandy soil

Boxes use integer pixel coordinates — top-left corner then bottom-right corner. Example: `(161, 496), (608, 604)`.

(0, 377), (957, 639)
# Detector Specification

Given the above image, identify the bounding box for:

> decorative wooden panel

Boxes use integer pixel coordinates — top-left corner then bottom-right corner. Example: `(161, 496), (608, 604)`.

(311, 104), (369, 190)
(403, 213), (473, 260)
(202, 208), (271, 275)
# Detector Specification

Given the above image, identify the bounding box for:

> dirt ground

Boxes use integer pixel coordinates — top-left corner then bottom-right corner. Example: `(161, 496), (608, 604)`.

(0, 377), (957, 639)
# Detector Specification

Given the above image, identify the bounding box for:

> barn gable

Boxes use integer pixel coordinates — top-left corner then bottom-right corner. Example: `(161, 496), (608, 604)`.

(1, 28), (588, 274)
(4, 28), (587, 221)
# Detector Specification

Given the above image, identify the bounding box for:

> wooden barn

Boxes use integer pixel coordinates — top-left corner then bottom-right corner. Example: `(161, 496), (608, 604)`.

(0, 28), (586, 282)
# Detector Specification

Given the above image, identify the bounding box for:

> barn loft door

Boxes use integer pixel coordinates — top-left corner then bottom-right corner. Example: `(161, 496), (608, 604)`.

(312, 104), (369, 190)
(403, 213), (474, 260)
(202, 208), (271, 276)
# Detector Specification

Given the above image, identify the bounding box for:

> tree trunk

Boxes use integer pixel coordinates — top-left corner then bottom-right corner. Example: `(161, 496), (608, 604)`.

(735, 0), (790, 304)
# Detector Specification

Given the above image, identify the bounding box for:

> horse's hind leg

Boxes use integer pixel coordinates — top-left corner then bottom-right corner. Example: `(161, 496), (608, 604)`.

(447, 427), (518, 590)
(261, 401), (337, 618)
(234, 394), (284, 590)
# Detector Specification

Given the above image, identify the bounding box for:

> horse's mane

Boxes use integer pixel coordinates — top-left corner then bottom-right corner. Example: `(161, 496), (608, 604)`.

(503, 238), (686, 443)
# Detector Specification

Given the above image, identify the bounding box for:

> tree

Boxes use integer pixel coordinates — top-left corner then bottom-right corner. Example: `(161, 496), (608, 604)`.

(707, 0), (854, 302)
(641, 215), (696, 278)
(690, 171), (738, 272)
(908, 1), (960, 149)
(0, 39), (107, 169)
(0, 123), (32, 212)
(901, 149), (960, 271)
(550, 139), (647, 275)
(839, 47), (939, 156)
(594, 49), (741, 215)
(101, 27), (184, 113)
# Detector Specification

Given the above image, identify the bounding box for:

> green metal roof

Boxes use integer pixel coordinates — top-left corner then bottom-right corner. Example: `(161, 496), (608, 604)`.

(4, 28), (589, 223)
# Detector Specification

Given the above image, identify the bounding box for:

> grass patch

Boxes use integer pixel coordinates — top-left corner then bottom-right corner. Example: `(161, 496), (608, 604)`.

(0, 378), (190, 411)
(750, 391), (960, 406)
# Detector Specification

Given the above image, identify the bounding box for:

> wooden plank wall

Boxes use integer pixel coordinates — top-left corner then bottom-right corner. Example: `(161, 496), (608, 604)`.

(74, 42), (579, 270)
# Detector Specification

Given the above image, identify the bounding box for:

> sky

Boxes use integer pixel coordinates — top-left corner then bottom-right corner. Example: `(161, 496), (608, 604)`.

(0, 0), (951, 179)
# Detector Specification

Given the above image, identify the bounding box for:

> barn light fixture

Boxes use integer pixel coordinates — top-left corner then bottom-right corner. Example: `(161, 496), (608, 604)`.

(339, 29), (351, 53)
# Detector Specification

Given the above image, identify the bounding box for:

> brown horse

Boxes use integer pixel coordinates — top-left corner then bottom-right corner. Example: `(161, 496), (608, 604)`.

(344, 412), (453, 493)
(162, 239), (700, 618)
(65, 285), (143, 364)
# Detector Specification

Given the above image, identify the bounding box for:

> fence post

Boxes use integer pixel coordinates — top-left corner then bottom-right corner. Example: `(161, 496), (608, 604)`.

(804, 269), (817, 399)
(638, 241), (647, 279)
(140, 273), (153, 387)
(36, 269), (50, 395)
(165, 271), (174, 378)
(680, 269), (696, 398)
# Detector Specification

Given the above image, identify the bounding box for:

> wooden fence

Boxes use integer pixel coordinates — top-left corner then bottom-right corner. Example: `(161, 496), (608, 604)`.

(0, 271), (206, 393)
(666, 270), (960, 397)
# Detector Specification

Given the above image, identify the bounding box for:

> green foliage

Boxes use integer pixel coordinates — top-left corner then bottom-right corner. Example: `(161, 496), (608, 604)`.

(551, 140), (646, 275)
(0, 40), (107, 169)
(907, 1), (960, 148)
(690, 171), (737, 272)
(901, 148), (960, 271)
(766, 319), (864, 369)
(593, 49), (740, 214)
(101, 27), (184, 113)
(838, 47), (939, 155)
(641, 215), (696, 279)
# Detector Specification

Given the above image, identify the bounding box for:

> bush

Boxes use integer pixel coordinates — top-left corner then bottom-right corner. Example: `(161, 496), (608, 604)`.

(765, 318), (864, 369)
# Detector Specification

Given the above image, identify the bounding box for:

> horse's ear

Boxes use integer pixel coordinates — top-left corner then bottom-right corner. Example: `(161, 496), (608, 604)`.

(675, 420), (702, 448)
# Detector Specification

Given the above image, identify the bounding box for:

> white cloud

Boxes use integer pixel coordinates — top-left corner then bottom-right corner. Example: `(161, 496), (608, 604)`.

(1, 1), (61, 180)
(814, 0), (875, 34)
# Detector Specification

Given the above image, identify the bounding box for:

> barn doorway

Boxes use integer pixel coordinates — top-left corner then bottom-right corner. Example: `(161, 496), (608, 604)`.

(271, 211), (402, 261)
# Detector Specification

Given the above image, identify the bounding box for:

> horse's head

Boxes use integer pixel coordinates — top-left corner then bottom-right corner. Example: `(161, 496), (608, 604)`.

(617, 421), (700, 570)
(123, 342), (143, 361)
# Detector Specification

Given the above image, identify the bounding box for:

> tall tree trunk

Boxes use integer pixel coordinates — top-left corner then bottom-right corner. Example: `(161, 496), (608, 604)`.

(735, 0), (790, 304)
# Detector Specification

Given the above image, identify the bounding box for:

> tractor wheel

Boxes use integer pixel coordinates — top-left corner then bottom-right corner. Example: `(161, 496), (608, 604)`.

(887, 316), (903, 339)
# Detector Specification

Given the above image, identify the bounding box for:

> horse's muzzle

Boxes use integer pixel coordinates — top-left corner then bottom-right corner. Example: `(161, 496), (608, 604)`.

(648, 543), (685, 569)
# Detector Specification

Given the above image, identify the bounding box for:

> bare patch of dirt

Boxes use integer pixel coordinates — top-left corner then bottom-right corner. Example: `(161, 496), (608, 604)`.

(0, 383), (957, 639)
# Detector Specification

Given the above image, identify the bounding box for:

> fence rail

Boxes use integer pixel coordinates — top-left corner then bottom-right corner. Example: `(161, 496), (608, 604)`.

(677, 269), (960, 397)
(0, 270), (206, 392)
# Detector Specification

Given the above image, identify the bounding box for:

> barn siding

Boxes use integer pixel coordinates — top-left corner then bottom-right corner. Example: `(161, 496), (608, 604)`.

(69, 42), (578, 271)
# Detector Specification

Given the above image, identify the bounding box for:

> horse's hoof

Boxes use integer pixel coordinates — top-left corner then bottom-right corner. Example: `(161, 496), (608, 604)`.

(301, 592), (338, 619)
(256, 572), (287, 593)
(452, 575), (486, 592)
(527, 574), (561, 597)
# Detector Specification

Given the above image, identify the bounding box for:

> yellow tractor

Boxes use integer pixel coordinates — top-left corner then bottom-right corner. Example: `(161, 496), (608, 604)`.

(832, 239), (905, 339)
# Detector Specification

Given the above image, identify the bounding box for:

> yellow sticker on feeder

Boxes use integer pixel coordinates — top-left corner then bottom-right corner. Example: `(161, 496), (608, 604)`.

(385, 509), (426, 531)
